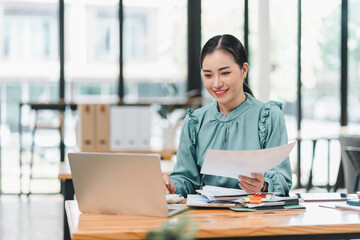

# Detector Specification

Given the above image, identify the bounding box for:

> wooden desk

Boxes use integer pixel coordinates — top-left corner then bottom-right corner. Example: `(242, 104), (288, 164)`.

(65, 200), (360, 240)
(59, 160), (176, 240)
(83, 149), (177, 161)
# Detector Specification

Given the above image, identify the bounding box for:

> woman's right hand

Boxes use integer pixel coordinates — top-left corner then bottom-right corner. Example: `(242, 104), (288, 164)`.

(162, 175), (176, 194)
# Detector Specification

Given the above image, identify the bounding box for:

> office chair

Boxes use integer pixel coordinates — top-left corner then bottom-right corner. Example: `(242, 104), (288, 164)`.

(338, 134), (360, 193)
(345, 146), (360, 193)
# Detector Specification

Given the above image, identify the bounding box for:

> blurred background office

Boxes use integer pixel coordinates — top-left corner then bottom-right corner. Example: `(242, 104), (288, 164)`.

(0, 0), (359, 238)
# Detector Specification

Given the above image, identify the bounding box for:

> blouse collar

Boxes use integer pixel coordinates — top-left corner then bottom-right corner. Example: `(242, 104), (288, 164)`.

(210, 92), (254, 122)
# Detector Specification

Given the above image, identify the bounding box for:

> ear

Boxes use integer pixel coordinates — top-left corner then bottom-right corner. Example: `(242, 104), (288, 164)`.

(242, 62), (249, 78)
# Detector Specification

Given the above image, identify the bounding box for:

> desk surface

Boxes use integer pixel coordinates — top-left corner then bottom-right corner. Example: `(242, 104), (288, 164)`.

(59, 160), (176, 180)
(65, 200), (360, 240)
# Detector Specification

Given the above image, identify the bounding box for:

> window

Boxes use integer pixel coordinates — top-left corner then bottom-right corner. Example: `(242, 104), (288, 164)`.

(269, 0), (298, 140)
(0, 1), (59, 194)
(248, 0), (298, 139)
(201, 0), (245, 102)
(124, 10), (149, 60)
(248, 0), (259, 97)
(348, 0), (360, 132)
(301, 0), (341, 137)
(201, 0), (244, 45)
(0, 1), (59, 126)
(301, 0), (341, 187)
(96, 11), (120, 60)
(123, 0), (187, 101)
(2, 5), (58, 59)
(65, 0), (119, 103)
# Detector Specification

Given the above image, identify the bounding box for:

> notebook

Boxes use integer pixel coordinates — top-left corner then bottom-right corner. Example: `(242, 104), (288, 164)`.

(68, 152), (187, 217)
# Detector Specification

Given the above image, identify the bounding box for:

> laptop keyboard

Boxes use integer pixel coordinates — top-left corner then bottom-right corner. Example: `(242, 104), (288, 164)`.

(168, 208), (177, 214)
(167, 204), (188, 216)
(166, 194), (184, 204)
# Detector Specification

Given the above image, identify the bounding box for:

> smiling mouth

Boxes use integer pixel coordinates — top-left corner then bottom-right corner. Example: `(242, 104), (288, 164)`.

(214, 89), (229, 97)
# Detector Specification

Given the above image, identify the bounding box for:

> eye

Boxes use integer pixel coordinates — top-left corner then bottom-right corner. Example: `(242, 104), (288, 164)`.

(221, 72), (230, 76)
(204, 74), (212, 78)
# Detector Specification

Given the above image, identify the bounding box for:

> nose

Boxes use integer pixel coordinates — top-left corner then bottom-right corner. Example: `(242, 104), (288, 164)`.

(213, 74), (223, 89)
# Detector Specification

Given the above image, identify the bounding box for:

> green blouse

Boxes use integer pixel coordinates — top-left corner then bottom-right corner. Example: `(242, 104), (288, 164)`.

(169, 93), (292, 197)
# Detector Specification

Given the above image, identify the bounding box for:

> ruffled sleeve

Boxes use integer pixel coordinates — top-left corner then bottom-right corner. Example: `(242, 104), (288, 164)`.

(258, 101), (283, 149)
(258, 101), (292, 196)
(186, 109), (198, 145)
(169, 109), (201, 197)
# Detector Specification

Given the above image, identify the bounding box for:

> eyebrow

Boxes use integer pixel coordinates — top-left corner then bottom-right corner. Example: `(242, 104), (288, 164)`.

(202, 66), (231, 72)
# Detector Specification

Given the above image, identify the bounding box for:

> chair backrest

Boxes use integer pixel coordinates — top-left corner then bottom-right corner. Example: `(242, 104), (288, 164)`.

(345, 146), (360, 170)
(339, 134), (360, 193)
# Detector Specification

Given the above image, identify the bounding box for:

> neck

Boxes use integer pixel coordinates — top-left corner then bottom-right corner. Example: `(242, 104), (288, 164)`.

(218, 92), (247, 115)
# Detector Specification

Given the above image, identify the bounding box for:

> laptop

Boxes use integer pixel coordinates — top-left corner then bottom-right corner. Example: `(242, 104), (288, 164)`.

(68, 152), (187, 217)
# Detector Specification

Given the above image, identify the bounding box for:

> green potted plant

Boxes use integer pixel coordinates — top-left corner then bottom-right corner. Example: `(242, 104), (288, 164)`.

(146, 214), (198, 240)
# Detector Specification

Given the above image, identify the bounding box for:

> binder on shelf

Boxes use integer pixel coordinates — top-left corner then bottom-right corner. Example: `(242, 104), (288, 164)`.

(109, 105), (126, 150)
(109, 105), (152, 150)
(77, 104), (96, 151)
(95, 104), (110, 151)
(123, 106), (138, 150)
(136, 106), (152, 150)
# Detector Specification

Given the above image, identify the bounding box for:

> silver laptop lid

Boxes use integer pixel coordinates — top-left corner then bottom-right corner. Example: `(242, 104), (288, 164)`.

(68, 152), (169, 217)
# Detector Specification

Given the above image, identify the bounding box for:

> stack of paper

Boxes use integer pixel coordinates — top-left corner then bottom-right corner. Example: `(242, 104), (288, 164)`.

(196, 185), (249, 201)
(186, 185), (305, 211)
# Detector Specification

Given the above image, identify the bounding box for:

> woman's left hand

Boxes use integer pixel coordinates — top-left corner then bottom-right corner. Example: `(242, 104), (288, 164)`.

(238, 172), (265, 193)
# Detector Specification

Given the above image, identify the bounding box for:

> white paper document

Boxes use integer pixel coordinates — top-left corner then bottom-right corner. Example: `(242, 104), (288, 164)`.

(200, 142), (296, 179)
(196, 185), (248, 201)
(186, 194), (237, 208)
(196, 185), (247, 197)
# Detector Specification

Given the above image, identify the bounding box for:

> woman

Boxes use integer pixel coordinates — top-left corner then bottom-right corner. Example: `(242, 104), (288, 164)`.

(164, 34), (292, 197)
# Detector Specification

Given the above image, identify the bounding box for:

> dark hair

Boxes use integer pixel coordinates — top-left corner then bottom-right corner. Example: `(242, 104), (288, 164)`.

(200, 34), (254, 97)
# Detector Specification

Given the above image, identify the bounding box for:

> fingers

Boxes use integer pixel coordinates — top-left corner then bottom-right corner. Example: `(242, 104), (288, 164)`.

(238, 173), (264, 193)
(169, 185), (176, 194)
(162, 175), (176, 194)
(162, 175), (171, 194)
(251, 172), (264, 181)
(238, 181), (257, 194)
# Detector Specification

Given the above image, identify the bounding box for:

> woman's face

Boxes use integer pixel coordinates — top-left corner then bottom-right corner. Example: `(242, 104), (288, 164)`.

(202, 49), (248, 114)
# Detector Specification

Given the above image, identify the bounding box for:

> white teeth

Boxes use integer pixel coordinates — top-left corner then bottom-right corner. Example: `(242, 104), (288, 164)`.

(215, 90), (226, 94)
